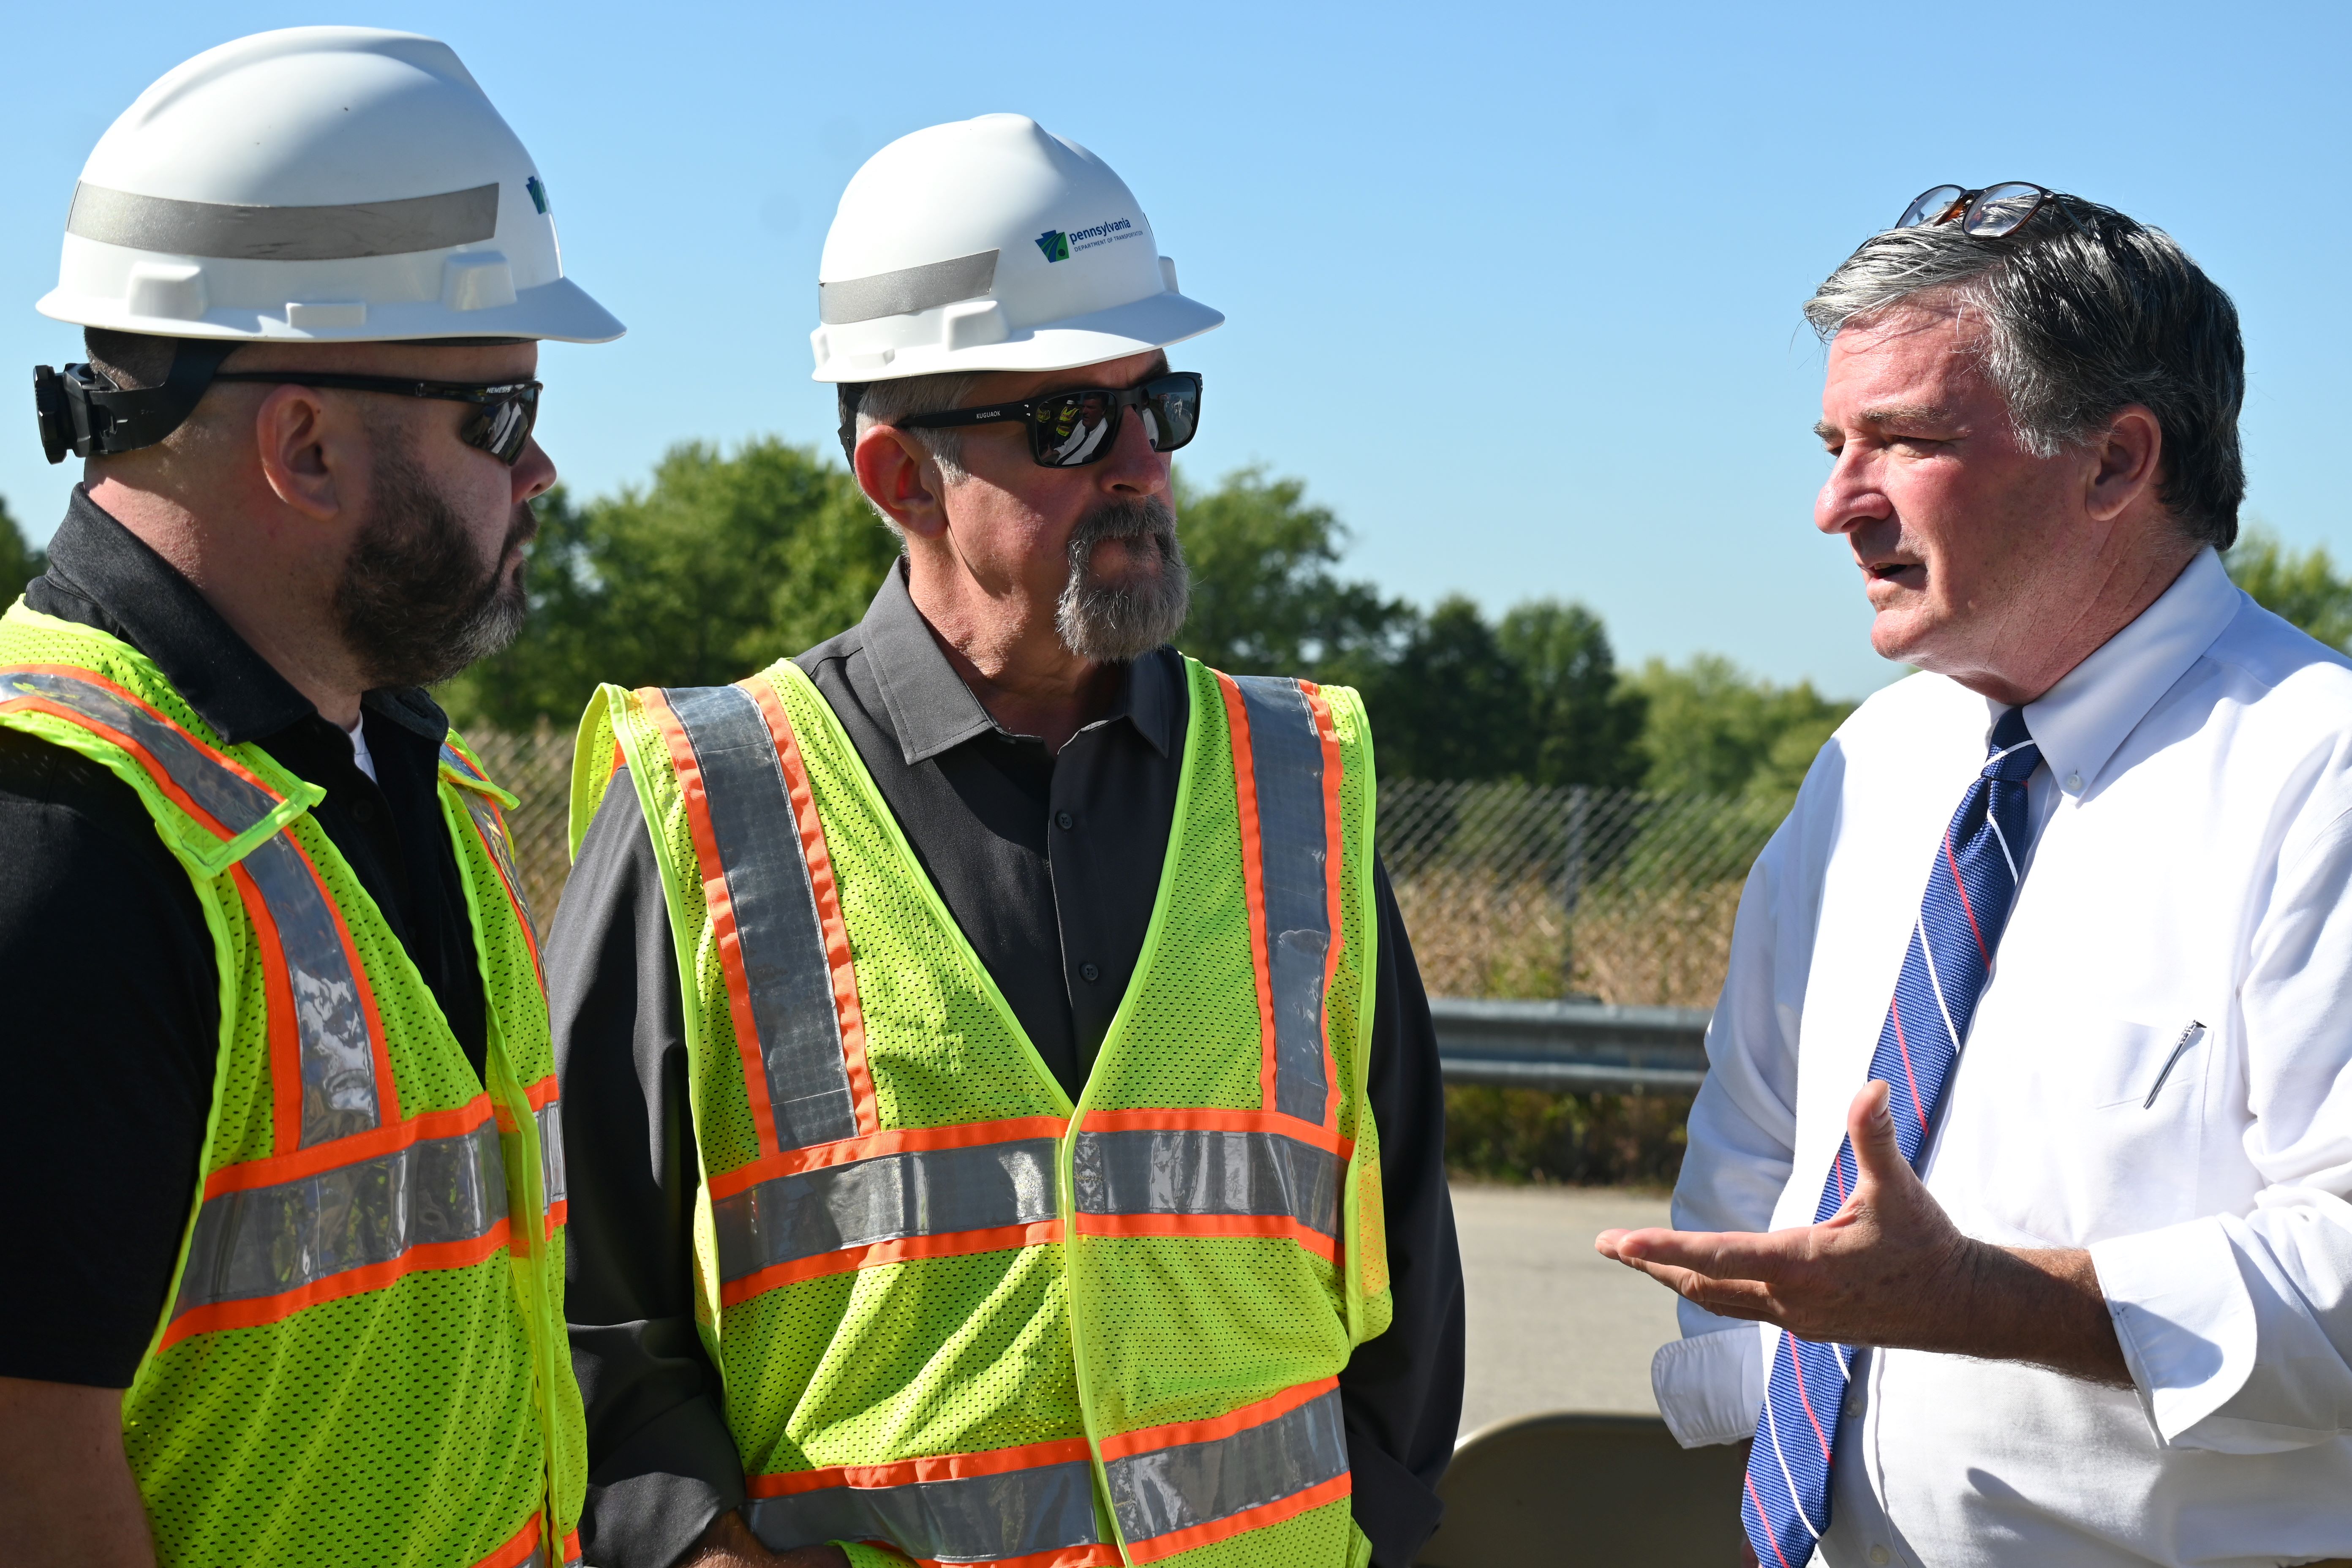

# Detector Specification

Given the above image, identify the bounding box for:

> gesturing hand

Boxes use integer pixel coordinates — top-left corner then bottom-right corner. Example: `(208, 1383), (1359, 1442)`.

(1595, 1081), (2131, 1384)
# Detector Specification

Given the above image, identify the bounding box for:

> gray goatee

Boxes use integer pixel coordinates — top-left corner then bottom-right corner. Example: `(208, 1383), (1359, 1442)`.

(1055, 496), (1189, 663)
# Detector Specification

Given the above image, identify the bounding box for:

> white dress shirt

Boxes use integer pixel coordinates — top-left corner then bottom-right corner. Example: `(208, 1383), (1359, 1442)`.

(1654, 548), (2352, 1568)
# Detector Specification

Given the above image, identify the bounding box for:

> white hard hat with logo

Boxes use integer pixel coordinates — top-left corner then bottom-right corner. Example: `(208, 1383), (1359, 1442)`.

(812, 114), (1221, 383)
(40, 26), (621, 345)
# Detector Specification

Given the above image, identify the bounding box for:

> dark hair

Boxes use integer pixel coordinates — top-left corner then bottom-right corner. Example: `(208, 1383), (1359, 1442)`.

(1805, 196), (2246, 550)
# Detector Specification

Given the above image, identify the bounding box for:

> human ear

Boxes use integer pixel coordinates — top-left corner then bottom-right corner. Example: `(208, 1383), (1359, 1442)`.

(2085, 405), (2164, 524)
(854, 424), (949, 541)
(251, 385), (356, 523)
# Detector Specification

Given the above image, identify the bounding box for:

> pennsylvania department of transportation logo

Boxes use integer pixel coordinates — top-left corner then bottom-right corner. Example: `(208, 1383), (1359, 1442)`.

(1035, 229), (1071, 262)
(1035, 218), (1134, 262)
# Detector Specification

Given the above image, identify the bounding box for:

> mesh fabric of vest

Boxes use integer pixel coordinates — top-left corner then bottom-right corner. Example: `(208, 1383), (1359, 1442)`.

(583, 654), (1388, 1567)
(0, 606), (582, 1568)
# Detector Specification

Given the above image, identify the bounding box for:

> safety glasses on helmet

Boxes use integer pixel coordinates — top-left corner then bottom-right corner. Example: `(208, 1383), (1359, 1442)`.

(209, 372), (543, 466)
(897, 371), (1201, 469)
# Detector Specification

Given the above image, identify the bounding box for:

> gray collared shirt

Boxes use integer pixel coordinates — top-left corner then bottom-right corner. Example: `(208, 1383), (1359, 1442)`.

(552, 562), (1463, 1568)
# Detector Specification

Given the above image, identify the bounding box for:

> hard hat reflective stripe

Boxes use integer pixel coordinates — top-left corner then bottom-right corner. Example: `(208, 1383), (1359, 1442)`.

(743, 1437), (1112, 1567)
(644, 680), (875, 1154)
(1217, 672), (1345, 1129)
(713, 1137), (1061, 1305)
(0, 665), (393, 1149)
(1100, 1379), (1351, 1563)
(162, 1096), (508, 1348)
(526, 1075), (569, 1236)
(67, 180), (501, 262)
(1072, 1125), (1342, 1261)
(819, 249), (999, 325)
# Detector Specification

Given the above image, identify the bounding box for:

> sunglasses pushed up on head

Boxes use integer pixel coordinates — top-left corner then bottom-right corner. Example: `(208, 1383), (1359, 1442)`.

(897, 371), (1202, 469)
(1893, 182), (2082, 239)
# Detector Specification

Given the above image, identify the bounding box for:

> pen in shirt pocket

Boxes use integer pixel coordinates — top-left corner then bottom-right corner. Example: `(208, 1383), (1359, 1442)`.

(2143, 1021), (2207, 1108)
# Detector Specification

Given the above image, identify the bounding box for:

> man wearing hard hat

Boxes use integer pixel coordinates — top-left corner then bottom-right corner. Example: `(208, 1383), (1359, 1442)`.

(551, 115), (1463, 1568)
(0, 28), (620, 1568)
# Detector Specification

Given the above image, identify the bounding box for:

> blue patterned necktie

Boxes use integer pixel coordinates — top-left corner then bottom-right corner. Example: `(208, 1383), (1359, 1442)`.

(1741, 707), (2041, 1567)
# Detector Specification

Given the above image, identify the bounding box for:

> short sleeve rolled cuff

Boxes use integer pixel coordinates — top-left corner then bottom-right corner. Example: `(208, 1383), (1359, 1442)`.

(1651, 1325), (1764, 1448)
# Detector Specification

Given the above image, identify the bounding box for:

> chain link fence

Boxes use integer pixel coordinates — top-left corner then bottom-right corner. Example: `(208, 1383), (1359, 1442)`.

(468, 727), (1780, 1012)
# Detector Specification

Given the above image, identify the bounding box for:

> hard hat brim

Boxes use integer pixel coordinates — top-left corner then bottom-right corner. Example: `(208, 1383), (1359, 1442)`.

(812, 288), (1222, 383)
(36, 275), (625, 345)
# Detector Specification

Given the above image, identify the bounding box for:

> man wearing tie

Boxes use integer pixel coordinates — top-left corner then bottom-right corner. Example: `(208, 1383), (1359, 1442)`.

(1599, 184), (2352, 1566)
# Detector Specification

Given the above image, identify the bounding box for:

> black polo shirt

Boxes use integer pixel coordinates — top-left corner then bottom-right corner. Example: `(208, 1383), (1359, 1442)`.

(0, 489), (488, 1386)
(552, 561), (1464, 1568)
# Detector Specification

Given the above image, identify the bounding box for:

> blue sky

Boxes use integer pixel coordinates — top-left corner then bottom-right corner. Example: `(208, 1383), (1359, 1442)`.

(4, 1), (2344, 700)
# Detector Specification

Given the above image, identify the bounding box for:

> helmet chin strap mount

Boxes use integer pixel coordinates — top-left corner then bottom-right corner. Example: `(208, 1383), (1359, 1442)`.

(33, 338), (241, 464)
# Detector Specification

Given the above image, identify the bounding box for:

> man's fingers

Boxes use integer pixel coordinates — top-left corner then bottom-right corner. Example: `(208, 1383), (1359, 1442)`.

(1612, 1254), (1781, 1320)
(1605, 1225), (1801, 1282)
(1848, 1078), (1907, 1186)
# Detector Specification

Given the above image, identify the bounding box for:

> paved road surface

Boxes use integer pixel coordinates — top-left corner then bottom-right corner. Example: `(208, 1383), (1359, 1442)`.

(1449, 1183), (1680, 1440)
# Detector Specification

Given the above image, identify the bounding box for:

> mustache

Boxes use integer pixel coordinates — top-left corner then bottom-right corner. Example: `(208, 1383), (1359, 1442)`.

(1065, 495), (1178, 569)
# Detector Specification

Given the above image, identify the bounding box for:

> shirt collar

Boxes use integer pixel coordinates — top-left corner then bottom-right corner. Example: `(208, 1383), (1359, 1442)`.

(857, 558), (1180, 765)
(2019, 545), (2243, 795)
(36, 487), (449, 748)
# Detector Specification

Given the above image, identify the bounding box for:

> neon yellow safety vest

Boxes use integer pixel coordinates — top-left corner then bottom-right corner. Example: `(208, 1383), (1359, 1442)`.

(572, 654), (1392, 1568)
(0, 603), (586, 1568)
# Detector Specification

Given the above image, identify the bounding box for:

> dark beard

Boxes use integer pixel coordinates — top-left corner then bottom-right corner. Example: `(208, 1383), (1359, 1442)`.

(334, 434), (536, 691)
(1055, 495), (1189, 663)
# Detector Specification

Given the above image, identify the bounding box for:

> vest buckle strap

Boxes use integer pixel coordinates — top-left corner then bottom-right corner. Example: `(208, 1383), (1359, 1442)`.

(743, 1439), (1114, 1566)
(1100, 1379), (1352, 1564)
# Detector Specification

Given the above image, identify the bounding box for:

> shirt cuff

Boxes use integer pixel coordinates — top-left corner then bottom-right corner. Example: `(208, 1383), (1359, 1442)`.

(1651, 1326), (1762, 1448)
(2091, 1214), (2258, 1448)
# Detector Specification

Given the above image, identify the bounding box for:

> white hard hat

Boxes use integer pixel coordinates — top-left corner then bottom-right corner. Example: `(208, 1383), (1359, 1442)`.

(38, 26), (623, 344)
(811, 114), (1220, 383)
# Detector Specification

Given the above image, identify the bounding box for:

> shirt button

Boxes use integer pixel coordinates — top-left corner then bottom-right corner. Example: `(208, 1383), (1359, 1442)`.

(2065, 770), (2084, 793)
(1079, 962), (1101, 983)
(1056, 810), (1075, 830)
(1868, 1548), (1892, 1567)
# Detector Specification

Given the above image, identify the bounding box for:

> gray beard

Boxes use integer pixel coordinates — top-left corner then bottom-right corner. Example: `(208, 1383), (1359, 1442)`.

(1055, 496), (1189, 663)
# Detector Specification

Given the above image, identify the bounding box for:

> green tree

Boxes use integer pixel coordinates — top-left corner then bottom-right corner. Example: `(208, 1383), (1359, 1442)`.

(1364, 596), (1532, 781)
(1632, 654), (1854, 804)
(2226, 526), (2352, 651)
(1496, 599), (1648, 789)
(438, 439), (895, 730)
(1175, 466), (1409, 685)
(0, 495), (44, 605)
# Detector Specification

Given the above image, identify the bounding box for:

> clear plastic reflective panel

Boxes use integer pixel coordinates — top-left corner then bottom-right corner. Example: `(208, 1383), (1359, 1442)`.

(1898, 185), (1968, 229)
(1964, 183), (2049, 237)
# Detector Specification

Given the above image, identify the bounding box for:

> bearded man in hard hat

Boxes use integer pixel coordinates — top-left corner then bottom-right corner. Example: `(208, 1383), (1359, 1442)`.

(550, 114), (1464, 1568)
(0, 28), (621, 1568)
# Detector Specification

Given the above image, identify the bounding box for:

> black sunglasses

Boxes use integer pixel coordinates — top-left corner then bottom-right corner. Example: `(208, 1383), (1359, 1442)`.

(1895, 182), (2083, 240)
(898, 371), (1201, 469)
(209, 372), (543, 466)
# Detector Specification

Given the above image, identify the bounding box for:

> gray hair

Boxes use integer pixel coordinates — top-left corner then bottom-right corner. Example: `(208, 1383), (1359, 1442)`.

(837, 372), (979, 536)
(1804, 196), (2245, 550)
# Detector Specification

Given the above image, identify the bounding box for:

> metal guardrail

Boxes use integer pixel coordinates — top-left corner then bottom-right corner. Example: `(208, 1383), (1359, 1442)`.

(1430, 998), (1712, 1094)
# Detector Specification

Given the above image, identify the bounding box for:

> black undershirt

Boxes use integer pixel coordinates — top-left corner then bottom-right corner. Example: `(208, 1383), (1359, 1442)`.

(0, 490), (487, 1386)
(553, 563), (1465, 1568)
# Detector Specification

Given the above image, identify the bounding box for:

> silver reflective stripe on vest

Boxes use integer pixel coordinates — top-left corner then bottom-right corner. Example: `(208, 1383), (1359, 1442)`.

(818, 249), (998, 325)
(1073, 1128), (1340, 1239)
(713, 1139), (1058, 1284)
(170, 1117), (506, 1319)
(664, 683), (858, 1149)
(537, 1101), (567, 1217)
(448, 766), (540, 947)
(745, 1457), (1101, 1563)
(1, 668), (383, 1144)
(67, 180), (500, 261)
(1233, 675), (1334, 1122)
(1106, 1386), (1350, 1549)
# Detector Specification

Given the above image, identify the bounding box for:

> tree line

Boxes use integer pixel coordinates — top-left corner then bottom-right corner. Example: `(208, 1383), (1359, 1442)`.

(9, 457), (2347, 802)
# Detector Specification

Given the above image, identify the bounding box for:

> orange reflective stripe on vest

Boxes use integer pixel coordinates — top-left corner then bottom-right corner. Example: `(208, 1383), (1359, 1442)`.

(441, 740), (544, 980)
(1216, 673), (1346, 1130)
(474, 1516), (584, 1568)
(0, 665), (395, 1149)
(741, 1438), (1114, 1568)
(645, 681), (875, 1153)
(1099, 1378), (1351, 1564)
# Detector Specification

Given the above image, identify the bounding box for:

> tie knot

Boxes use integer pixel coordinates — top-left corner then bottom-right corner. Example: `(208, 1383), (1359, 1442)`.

(1984, 706), (2039, 781)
